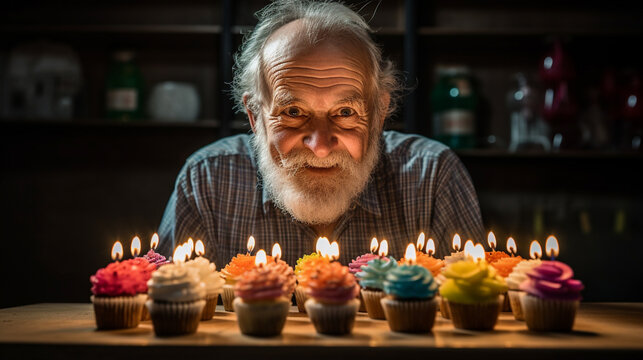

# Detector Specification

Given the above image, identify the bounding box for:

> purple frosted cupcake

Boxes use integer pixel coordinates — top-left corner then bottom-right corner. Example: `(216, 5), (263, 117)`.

(349, 253), (380, 312)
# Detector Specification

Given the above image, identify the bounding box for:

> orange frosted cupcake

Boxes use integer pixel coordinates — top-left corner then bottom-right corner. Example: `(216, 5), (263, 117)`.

(221, 254), (272, 311)
(485, 251), (510, 264)
(294, 253), (327, 312)
(400, 251), (444, 277)
(491, 256), (523, 311)
(300, 261), (360, 335)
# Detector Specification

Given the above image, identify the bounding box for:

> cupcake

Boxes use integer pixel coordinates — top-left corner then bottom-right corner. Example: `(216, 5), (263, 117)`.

(485, 250), (510, 264)
(491, 256), (523, 312)
(505, 259), (541, 320)
(185, 257), (225, 320)
(380, 264), (438, 333)
(301, 261), (360, 335)
(519, 261), (584, 332)
(350, 253), (381, 312)
(90, 258), (155, 330)
(220, 254), (257, 311)
(140, 250), (170, 320)
(439, 249), (465, 319)
(294, 253), (326, 313)
(439, 259), (508, 330)
(146, 263), (206, 336)
(266, 259), (296, 299)
(233, 264), (290, 337)
(356, 256), (397, 319)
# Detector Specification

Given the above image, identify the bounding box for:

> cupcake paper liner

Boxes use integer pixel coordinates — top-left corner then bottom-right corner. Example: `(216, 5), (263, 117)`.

(222, 284), (236, 312)
(380, 297), (438, 333)
(233, 297), (290, 337)
(446, 296), (503, 331)
(361, 289), (386, 320)
(305, 298), (359, 335)
(91, 294), (147, 330)
(520, 293), (579, 332)
(140, 294), (151, 321)
(439, 295), (451, 319)
(508, 290), (525, 320)
(294, 286), (308, 313)
(501, 291), (512, 312)
(201, 293), (220, 321)
(358, 291), (366, 312)
(146, 299), (205, 336)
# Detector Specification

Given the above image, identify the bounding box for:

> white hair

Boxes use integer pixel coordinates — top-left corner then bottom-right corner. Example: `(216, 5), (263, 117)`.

(231, 0), (401, 128)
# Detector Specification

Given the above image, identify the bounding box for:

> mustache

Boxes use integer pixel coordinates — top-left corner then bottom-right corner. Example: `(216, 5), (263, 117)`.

(279, 149), (357, 174)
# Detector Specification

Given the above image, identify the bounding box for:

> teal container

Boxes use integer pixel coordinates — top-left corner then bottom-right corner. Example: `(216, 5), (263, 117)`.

(106, 51), (144, 122)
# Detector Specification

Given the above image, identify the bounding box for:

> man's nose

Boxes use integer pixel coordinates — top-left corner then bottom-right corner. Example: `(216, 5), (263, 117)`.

(303, 119), (338, 158)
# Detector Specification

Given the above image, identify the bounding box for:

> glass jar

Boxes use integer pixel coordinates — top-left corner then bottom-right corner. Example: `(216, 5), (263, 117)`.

(106, 50), (144, 122)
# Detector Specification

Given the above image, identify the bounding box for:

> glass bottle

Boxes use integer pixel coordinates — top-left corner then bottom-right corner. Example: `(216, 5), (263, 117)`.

(430, 65), (479, 149)
(507, 72), (550, 152)
(106, 50), (144, 122)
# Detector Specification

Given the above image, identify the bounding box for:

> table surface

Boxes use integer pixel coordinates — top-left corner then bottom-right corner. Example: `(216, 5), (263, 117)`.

(1, 303), (642, 359)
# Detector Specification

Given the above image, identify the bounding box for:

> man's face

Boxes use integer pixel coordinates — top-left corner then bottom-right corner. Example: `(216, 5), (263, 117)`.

(248, 22), (381, 225)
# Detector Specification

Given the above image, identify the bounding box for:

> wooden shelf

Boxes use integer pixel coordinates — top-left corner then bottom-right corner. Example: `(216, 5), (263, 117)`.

(0, 24), (223, 35)
(418, 27), (643, 37)
(0, 119), (250, 130)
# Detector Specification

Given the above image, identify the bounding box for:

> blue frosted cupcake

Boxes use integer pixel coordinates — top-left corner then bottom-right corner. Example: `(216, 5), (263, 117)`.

(356, 256), (397, 319)
(380, 264), (439, 333)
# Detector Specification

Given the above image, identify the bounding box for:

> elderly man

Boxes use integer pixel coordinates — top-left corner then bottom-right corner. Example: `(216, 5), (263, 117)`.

(158, 0), (484, 266)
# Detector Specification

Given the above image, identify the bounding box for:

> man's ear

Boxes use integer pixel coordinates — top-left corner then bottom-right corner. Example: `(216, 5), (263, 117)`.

(243, 93), (257, 133)
(378, 92), (391, 132)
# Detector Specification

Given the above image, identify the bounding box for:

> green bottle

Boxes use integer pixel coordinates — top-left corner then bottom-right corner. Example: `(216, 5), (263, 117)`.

(430, 66), (479, 149)
(106, 51), (144, 122)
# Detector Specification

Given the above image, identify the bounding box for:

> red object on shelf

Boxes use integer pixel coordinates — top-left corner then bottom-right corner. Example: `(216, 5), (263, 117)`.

(539, 40), (575, 85)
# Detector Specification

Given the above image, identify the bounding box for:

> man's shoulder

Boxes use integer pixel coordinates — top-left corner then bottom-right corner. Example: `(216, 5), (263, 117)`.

(382, 130), (452, 163)
(184, 133), (255, 169)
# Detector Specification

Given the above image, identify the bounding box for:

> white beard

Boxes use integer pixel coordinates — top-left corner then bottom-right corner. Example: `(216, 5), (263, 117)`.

(251, 122), (380, 225)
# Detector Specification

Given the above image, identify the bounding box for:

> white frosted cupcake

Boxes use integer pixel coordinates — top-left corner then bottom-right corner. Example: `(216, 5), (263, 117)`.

(506, 259), (541, 320)
(185, 257), (225, 320)
(146, 263), (206, 336)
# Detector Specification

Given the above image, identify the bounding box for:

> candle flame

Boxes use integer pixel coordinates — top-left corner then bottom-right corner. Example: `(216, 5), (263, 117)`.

(150, 233), (159, 249)
(452, 234), (461, 251)
(404, 243), (417, 264)
(130, 236), (141, 257)
(487, 231), (497, 249)
(546, 235), (559, 258)
(111, 241), (123, 261)
(472, 244), (485, 263)
(329, 241), (340, 261)
(247, 236), (255, 253)
(187, 238), (194, 258)
(316, 237), (331, 256)
(272, 243), (282, 262)
(530, 240), (542, 259)
(507, 237), (517, 255)
(427, 238), (436, 256)
(173, 245), (185, 264)
(370, 237), (378, 253)
(255, 249), (267, 267)
(463, 240), (475, 258)
(378, 239), (389, 257)
(416, 232), (425, 252)
(195, 239), (205, 256)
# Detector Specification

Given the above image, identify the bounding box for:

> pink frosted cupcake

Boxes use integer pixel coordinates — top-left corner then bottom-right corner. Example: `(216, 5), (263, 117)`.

(266, 259), (296, 298)
(90, 258), (155, 329)
(349, 253), (380, 312)
(520, 261), (584, 332)
(139, 250), (170, 320)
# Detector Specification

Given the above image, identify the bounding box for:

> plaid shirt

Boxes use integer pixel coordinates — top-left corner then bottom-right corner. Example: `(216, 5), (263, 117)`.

(158, 131), (484, 267)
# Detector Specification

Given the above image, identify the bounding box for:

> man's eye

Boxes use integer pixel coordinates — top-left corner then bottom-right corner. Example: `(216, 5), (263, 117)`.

(284, 107), (302, 117)
(338, 108), (355, 117)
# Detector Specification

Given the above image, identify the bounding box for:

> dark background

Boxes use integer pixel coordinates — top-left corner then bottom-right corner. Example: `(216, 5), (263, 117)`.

(1, 0), (642, 308)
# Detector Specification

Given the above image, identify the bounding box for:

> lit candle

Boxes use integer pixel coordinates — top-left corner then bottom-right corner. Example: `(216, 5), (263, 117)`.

(427, 238), (436, 257)
(255, 249), (267, 268)
(487, 231), (497, 251)
(452, 234), (462, 252)
(130, 236), (141, 257)
(463, 239), (475, 255)
(150, 233), (159, 250)
(529, 240), (543, 260)
(506, 237), (517, 256)
(111, 241), (123, 261)
(186, 238), (194, 259)
(546, 235), (559, 261)
(195, 239), (205, 258)
(329, 241), (340, 262)
(247, 236), (255, 255)
(370, 237), (378, 254)
(173, 244), (188, 265)
(416, 232), (426, 252)
(404, 243), (417, 265)
(316, 237), (331, 257)
(272, 243), (282, 262)
(378, 240), (389, 257)
(471, 244), (485, 263)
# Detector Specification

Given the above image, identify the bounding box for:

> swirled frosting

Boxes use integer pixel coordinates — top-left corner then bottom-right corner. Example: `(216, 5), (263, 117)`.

(491, 256), (523, 278)
(147, 263), (206, 302)
(485, 251), (510, 264)
(349, 253), (380, 274)
(234, 264), (288, 302)
(301, 262), (359, 303)
(506, 259), (541, 290)
(383, 264), (438, 299)
(90, 258), (156, 296)
(294, 253), (322, 275)
(143, 249), (170, 267)
(444, 251), (465, 265)
(439, 259), (508, 304)
(185, 257), (224, 296)
(296, 257), (330, 287)
(519, 261), (584, 301)
(266, 259), (296, 294)
(399, 252), (445, 277)
(356, 256), (397, 290)
(221, 254), (272, 284)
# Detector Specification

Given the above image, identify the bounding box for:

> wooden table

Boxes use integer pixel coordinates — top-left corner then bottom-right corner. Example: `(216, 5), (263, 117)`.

(1, 303), (642, 359)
